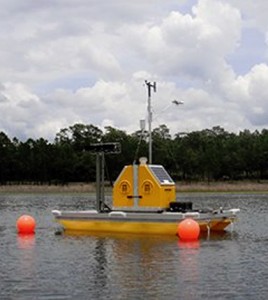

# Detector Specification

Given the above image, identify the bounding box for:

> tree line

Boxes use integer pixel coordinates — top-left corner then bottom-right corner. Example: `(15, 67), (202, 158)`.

(0, 123), (268, 185)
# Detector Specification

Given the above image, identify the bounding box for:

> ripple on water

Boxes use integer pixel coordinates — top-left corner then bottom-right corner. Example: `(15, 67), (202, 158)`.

(0, 193), (268, 299)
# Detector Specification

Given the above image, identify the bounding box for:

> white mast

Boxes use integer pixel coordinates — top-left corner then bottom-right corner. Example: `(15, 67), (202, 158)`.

(145, 80), (156, 164)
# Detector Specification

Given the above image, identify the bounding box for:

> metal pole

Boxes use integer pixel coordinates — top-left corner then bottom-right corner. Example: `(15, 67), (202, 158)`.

(145, 80), (156, 164)
(96, 153), (101, 212)
(101, 151), (105, 212)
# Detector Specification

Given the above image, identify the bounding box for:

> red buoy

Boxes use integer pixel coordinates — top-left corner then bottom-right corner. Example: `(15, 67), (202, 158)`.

(16, 215), (36, 234)
(177, 218), (200, 241)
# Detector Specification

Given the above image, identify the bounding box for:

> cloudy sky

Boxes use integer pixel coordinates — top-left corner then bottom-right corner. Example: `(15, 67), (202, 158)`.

(1, 0), (268, 141)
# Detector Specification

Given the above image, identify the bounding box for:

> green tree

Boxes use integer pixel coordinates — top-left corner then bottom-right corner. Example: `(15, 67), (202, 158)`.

(0, 132), (17, 182)
(102, 126), (140, 181)
(152, 124), (175, 171)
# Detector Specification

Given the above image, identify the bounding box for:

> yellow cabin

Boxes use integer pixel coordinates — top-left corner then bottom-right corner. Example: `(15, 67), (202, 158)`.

(113, 159), (176, 211)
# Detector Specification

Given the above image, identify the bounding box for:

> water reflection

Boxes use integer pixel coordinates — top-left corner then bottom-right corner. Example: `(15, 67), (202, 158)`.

(178, 240), (200, 249)
(91, 238), (109, 298)
(61, 232), (179, 298)
(17, 234), (36, 250)
(60, 230), (242, 299)
(15, 234), (37, 297)
(177, 240), (200, 300)
(200, 230), (238, 241)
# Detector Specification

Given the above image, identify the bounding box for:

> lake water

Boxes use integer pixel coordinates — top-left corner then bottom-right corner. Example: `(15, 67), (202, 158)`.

(0, 193), (268, 299)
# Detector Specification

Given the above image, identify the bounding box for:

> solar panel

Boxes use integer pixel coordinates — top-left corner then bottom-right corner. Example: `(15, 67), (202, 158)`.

(149, 165), (174, 185)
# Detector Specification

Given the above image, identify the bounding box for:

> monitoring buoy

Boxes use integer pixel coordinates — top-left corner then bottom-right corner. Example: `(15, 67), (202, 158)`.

(16, 215), (36, 234)
(177, 218), (200, 241)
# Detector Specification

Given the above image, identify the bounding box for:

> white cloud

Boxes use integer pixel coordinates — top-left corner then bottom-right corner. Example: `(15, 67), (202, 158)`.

(0, 0), (268, 141)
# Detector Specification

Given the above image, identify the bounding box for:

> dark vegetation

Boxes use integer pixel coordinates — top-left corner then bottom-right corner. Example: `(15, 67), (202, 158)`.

(1, 123), (268, 185)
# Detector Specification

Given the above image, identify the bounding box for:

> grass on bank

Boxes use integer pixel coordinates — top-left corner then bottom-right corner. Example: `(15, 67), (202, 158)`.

(1, 181), (268, 193)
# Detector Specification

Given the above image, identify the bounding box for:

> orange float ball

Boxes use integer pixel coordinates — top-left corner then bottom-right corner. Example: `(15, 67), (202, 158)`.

(16, 215), (36, 234)
(177, 218), (200, 241)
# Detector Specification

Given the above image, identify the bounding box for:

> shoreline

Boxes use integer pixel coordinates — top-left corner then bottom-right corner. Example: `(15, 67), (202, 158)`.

(1, 181), (268, 193)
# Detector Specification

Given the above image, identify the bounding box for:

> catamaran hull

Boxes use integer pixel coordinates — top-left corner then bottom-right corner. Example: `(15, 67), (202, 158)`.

(52, 209), (239, 235)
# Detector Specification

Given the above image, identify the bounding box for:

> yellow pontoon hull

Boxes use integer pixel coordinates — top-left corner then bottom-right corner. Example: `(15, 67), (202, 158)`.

(53, 210), (238, 235)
